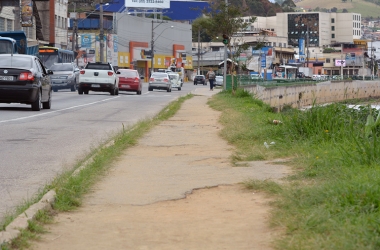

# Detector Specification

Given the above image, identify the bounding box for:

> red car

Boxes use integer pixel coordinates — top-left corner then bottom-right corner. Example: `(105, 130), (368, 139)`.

(116, 69), (143, 95)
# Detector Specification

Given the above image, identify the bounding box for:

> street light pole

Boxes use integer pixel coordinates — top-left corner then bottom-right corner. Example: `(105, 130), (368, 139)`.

(197, 28), (200, 75)
(99, 0), (104, 63)
(151, 20), (154, 75)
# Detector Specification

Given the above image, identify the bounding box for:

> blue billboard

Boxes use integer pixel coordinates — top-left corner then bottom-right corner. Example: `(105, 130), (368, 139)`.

(299, 38), (305, 56)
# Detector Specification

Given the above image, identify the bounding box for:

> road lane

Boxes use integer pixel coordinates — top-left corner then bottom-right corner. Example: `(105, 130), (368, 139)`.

(0, 83), (207, 221)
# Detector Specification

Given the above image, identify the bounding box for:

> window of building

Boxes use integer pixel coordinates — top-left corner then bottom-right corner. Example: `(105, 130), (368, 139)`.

(332, 34), (335, 38)
(326, 58), (330, 63)
(0, 18), (5, 31)
(331, 18), (335, 23)
(273, 42), (276, 47)
(6, 19), (12, 31)
(55, 15), (57, 27)
(331, 26), (335, 31)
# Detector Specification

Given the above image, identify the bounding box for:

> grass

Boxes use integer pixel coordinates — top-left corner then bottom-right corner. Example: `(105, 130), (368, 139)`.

(208, 88), (380, 249)
(0, 94), (193, 249)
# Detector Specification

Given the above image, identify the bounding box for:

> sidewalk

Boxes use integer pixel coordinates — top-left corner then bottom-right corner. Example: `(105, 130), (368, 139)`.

(31, 88), (290, 250)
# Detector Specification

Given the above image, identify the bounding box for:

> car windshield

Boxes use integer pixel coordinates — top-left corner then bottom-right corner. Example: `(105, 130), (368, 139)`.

(0, 56), (32, 69)
(119, 70), (137, 77)
(168, 74), (179, 80)
(152, 73), (168, 78)
(50, 64), (74, 71)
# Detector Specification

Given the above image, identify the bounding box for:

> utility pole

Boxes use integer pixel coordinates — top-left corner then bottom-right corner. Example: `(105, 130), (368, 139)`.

(75, 20), (79, 65)
(223, 0), (228, 90)
(71, 2), (76, 52)
(306, 23), (309, 70)
(99, 0), (105, 63)
(197, 28), (200, 75)
(341, 43), (343, 79)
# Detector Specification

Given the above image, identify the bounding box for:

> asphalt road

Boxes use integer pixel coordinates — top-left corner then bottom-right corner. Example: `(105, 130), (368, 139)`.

(0, 81), (204, 222)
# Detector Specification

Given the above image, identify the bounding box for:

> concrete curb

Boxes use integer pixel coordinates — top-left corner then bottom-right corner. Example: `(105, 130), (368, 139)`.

(0, 190), (56, 245)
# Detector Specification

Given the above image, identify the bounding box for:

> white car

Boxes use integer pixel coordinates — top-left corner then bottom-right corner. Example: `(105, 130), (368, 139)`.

(168, 72), (183, 91)
(215, 75), (223, 86)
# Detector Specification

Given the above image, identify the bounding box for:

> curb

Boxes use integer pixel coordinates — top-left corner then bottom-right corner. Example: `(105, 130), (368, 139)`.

(0, 190), (56, 245)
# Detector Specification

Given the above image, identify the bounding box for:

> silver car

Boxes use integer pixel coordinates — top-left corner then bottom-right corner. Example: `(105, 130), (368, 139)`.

(215, 75), (223, 86)
(148, 72), (171, 92)
(49, 63), (80, 92)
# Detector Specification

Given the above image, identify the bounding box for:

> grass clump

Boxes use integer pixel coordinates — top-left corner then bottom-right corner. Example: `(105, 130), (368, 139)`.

(210, 89), (380, 249)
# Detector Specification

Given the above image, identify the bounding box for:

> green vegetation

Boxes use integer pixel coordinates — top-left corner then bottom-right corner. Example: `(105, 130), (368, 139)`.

(0, 94), (193, 249)
(209, 89), (380, 249)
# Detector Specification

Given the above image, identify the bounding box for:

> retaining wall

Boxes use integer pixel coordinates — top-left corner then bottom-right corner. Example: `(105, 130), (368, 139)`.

(242, 80), (380, 111)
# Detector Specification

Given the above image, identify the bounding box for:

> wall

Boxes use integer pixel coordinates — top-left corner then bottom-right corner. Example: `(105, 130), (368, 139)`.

(243, 80), (380, 111)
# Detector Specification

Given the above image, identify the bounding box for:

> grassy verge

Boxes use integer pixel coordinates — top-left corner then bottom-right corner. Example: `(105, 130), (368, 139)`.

(208, 89), (380, 249)
(0, 94), (193, 250)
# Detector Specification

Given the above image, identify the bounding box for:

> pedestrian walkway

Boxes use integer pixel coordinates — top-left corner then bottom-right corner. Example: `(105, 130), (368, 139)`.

(30, 88), (290, 249)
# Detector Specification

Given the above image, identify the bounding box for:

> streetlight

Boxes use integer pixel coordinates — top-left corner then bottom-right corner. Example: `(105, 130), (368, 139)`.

(151, 20), (173, 75)
(99, 1), (110, 63)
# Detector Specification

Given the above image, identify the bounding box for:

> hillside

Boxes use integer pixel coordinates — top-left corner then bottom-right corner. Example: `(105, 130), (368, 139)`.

(294, 0), (380, 18)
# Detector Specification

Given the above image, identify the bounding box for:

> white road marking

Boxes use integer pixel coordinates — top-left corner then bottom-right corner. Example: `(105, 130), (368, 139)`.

(0, 96), (119, 124)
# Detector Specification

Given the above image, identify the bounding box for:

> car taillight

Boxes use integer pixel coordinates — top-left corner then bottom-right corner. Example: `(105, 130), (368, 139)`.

(164, 79), (169, 82)
(80, 70), (85, 74)
(149, 78), (154, 82)
(108, 71), (114, 76)
(19, 72), (34, 81)
(134, 77), (139, 83)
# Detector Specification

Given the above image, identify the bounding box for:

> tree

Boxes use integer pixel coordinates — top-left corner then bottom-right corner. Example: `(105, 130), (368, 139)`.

(342, 9), (348, 13)
(342, 0), (347, 2)
(331, 7), (338, 12)
(202, 2), (255, 93)
(191, 17), (212, 42)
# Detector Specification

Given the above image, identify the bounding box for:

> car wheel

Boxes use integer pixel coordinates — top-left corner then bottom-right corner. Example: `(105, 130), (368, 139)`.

(84, 90), (89, 95)
(31, 90), (42, 111)
(78, 86), (83, 95)
(167, 87), (170, 92)
(115, 88), (119, 96)
(42, 91), (52, 109)
(53, 88), (58, 92)
(178, 87), (181, 91)
(137, 90), (142, 95)
(148, 87), (153, 91)
(71, 82), (77, 92)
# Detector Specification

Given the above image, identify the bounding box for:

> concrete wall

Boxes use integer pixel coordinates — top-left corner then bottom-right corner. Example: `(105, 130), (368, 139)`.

(243, 80), (380, 111)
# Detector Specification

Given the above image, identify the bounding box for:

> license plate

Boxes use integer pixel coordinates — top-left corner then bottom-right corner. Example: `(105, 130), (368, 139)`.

(92, 84), (100, 87)
(122, 85), (130, 88)
(0, 75), (14, 81)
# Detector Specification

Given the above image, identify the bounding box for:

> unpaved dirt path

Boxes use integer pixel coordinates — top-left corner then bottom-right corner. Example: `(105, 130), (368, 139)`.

(32, 89), (290, 250)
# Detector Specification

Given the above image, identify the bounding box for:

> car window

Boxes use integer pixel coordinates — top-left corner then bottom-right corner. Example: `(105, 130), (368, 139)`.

(0, 56), (33, 69)
(152, 73), (168, 78)
(50, 64), (73, 71)
(168, 74), (179, 80)
(119, 70), (138, 77)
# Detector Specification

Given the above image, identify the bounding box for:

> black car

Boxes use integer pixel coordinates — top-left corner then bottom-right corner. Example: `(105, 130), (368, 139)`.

(49, 63), (80, 92)
(0, 54), (53, 111)
(194, 75), (206, 85)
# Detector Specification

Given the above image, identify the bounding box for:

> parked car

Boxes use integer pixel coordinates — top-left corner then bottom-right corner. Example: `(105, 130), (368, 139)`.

(168, 72), (183, 90)
(117, 69), (143, 95)
(148, 72), (171, 92)
(215, 75), (223, 86)
(49, 63), (79, 92)
(194, 75), (206, 85)
(0, 54), (53, 111)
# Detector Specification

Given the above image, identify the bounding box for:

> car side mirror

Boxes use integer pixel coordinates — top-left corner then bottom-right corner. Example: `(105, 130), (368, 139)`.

(47, 70), (53, 75)
(140, 76), (144, 79)
(116, 71), (120, 74)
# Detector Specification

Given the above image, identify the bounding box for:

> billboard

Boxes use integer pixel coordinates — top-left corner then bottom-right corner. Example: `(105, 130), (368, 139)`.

(299, 38), (305, 56)
(21, 0), (33, 27)
(125, 0), (170, 9)
(335, 60), (346, 67)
